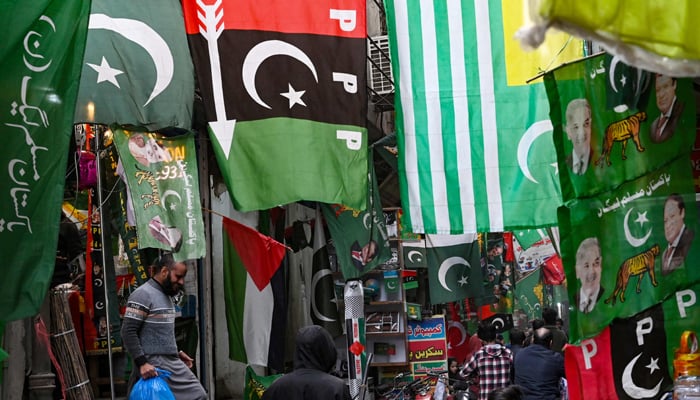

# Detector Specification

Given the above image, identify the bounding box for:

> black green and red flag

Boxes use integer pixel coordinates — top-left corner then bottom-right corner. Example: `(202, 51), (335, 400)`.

(182, 0), (368, 211)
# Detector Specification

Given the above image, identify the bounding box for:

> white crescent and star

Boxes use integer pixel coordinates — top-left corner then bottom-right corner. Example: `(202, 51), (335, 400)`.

(438, 256), (470, 292)
(609, 56), (621, 93)
(88, 13), (174, 106)
(386, 280), (397, 291)
(407, 250), (423, 264)
(517, 120), (555, 184)
(88, 57), (123, 87)
(242, 40), (318, 110)
(161, 189), (182, 211)
(623, 208), (652, 247)
(491, 317), (505, 329)
(622, 353), (662, 398)
(311, 268), (336, 322)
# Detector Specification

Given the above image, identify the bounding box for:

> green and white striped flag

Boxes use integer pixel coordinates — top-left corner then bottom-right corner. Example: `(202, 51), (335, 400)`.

(384, 0), (583, 234)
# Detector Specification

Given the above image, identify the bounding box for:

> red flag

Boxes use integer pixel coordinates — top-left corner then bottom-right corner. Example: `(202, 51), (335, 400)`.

(222, 217), (286, 291)
(542, 254), (566, 285)
(564, 328), (616, 400)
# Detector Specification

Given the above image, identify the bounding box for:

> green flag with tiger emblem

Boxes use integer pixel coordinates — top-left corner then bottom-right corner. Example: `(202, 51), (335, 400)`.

(558, 157), (700, 343)
(544, 53), (696, 202)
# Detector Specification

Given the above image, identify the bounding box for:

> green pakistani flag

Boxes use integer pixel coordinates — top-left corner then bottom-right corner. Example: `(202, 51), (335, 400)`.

(402, 239), (428, 269)
(560, 157), (700, 343)
(0, 0), (90, 322)
(384, 0), (583, 234)
(321, 160), (391, 280)
(311, 205), (342, 338)
(426, 234), (484, 305)
(545, 53), (696, 202)
(112, 126), (206, 262)
(182, 0), (368, 211)
(74, 0), (194, 130)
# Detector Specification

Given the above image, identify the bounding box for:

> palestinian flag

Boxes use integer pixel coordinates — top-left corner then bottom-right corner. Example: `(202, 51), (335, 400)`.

(222, 216), (287, 368)
(182, 0), (368, 211)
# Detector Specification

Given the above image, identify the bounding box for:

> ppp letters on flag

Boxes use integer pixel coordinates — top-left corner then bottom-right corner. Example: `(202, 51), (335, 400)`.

(559, 156), (700, 343)
(545, 53), (696, 202)
(182, 0), (368, 212)
(0, 0), (90, 322)
(384, 0), (583, 234)
(565, 281), (700, 400)
(74, 0), (194, 130)
(112, 127), (206, 262)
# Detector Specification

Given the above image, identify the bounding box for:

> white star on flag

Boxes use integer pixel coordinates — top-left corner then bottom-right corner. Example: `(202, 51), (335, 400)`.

(87, 56), (124, 88)
(458, 275), (469, 286)
(645, 357), (660, 374)
(281, 83), (307, 109)
(635, 211), (649, 226)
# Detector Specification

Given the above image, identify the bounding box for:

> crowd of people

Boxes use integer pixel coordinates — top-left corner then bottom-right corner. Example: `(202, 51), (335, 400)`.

(448, 307), (568, 400)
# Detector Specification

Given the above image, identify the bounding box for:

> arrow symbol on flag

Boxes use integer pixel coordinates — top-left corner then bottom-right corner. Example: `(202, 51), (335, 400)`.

(197, 0), (236, 159)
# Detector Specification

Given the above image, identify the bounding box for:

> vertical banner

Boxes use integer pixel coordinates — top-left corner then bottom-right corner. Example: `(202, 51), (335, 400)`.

(112, 126), (206, 261)
(344, 280), (366, 399)
(183, 0), (369, 212)
(0, 0), (90, 322)
(384, 0), (583, 234)
(560, 157), (699, 343)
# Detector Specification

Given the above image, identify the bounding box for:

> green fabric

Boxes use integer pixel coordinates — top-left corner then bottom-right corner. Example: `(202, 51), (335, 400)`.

(425, 234), (484, 305)
(74, 0), (194, 130)
(513, 229), (549, 250)
(244, 365), (282, 400)
(560, 157), (700, 343)
(0, 0), (90, 322)
(514, 269), (543, 323)
(311, 206), (343, 337)
(112, 126), (206, 262)
(222, 225), (248, 364)
(384, 1), (583, 234)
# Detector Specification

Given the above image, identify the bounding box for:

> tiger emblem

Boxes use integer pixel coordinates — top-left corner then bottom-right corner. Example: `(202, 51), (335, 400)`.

(604, 244), (659, 306)
(595, 111), (647, 167)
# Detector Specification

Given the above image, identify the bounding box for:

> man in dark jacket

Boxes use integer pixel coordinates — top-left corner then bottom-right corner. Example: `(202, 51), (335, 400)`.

(542, 307), (568, 353)
(263, 325), (351, 400)
(513, 327), (564, 400)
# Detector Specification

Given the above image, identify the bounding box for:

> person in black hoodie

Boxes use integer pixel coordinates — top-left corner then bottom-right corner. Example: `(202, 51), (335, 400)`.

(263, 326), (351, 400)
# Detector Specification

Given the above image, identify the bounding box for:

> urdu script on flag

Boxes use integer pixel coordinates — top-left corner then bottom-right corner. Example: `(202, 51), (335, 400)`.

(384, 0), (583, 234)
(182, 0), (369, 211)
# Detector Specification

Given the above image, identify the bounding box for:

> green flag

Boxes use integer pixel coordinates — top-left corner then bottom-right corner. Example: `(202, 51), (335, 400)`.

(311, 206), (342, 338)
(0, 0), (90, 322)
(514, 269), (544, 323)
(384, 0), (583, 234)
(544, 53), (696, 202)
(112, 126), (206, 261)
(513, 229), (549, 250)
(74, 0), (194, 130)
(321, 160), (391, 280)
(426, 234), (484, 305)
(244, 365), (282, 400)
(560, 157), (700, 343)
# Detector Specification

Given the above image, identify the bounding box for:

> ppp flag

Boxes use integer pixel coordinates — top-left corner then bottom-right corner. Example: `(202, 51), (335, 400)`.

(183, 0), (368, 212)
(560, 156), (700, 343)
(112, 126), (206, 262)
(0, 0), (90, 322)
(544, 53), (696, 202)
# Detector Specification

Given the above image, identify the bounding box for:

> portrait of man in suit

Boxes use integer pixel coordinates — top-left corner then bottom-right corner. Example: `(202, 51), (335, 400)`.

(574, 237), (604, 313)
(662, 193), (695, 275)
(565, 98), (593, 175)
(650, 74), (684, 144)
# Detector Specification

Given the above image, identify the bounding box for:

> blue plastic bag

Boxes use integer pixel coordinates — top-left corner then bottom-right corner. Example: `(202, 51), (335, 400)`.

(129, 368), (175, 400)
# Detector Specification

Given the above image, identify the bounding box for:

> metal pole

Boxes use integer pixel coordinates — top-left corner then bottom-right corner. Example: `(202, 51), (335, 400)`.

(94, 124), (116, 400)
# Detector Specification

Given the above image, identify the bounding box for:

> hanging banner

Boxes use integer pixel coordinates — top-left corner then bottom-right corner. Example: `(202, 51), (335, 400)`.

(408, 315), (448, 377)
(560, 157), (699, 343)
(112, 126), (206, 261)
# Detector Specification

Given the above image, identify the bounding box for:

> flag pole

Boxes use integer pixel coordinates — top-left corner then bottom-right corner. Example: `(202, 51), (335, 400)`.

(95, 125), (116, 400)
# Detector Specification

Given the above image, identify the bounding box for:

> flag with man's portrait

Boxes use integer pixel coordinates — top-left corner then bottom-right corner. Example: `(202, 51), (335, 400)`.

(559, 156), (700, 343)
(182, 0), (368, 212)
(384, 0), (583, 234)
(544, 53), (696, 202)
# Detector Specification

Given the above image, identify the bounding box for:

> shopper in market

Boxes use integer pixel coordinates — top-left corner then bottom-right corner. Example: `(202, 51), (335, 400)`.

(121, 253), (207, 399)
(542, 307), (568, 353)
(460, 322), (513, 400)
(262, 325), (351, 400)
(513, 327), (565, 400)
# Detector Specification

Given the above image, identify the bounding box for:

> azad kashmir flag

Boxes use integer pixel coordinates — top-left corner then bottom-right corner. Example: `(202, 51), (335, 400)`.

(74, 0), (194, 130)
(0, 0), (90, 322)
(222, 217), (287, 367)
(183, 0), (369, 211)
(311, 206), (342, 337)
(564, 281), (700, 400)
(559, 156), (700, 343)
(384, 0), (583, 234)
(544, 53), (696, 202)
(322, 160), (391, 280)
(112, 126), (206, 262)
(425, 234), (484, 305)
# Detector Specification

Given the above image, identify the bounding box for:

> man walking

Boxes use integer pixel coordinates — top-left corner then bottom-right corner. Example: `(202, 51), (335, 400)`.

(122, 253), (207, 399)
(513, 327), (565, 400)
(460, 322), (513, 400)
(542, 307), (568, 353)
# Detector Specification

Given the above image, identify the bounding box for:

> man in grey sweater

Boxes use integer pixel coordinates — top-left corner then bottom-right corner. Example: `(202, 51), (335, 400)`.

(121, 253), (207, 399)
